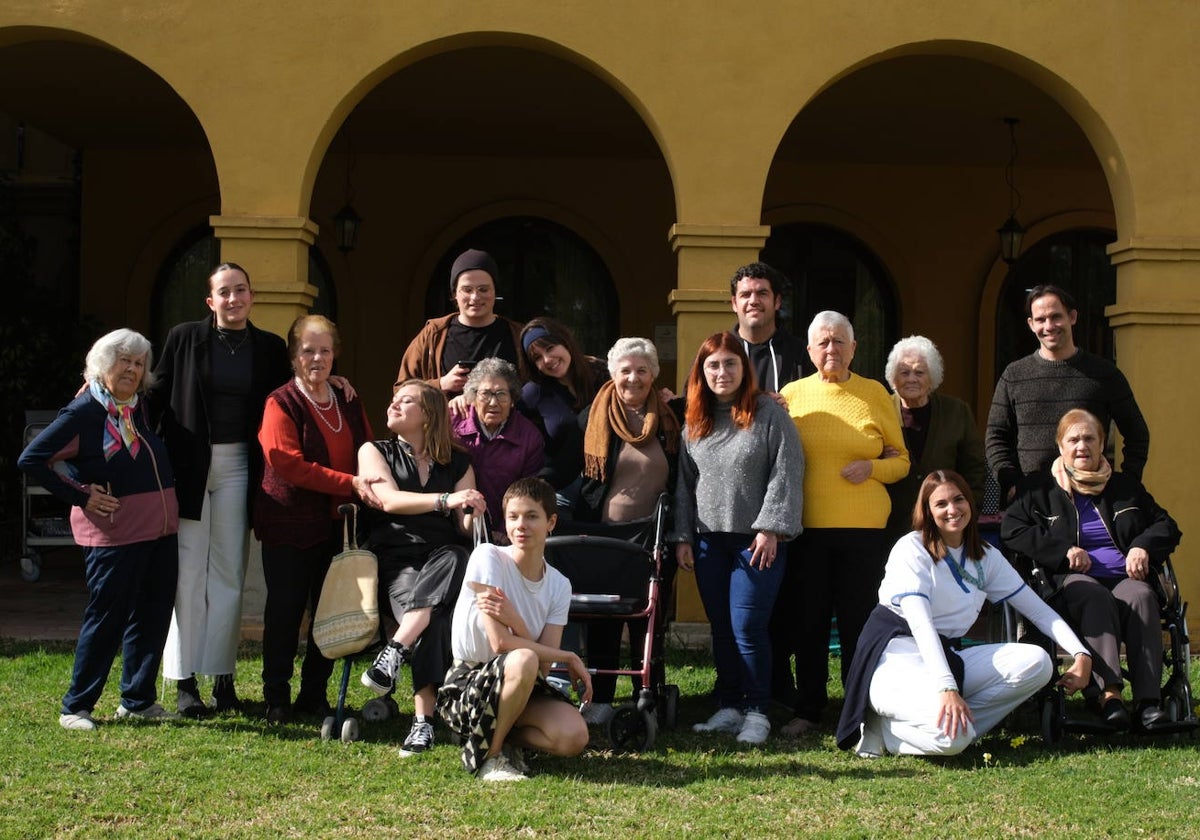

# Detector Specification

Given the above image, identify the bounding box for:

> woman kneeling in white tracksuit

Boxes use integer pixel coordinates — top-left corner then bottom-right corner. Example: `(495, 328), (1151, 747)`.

(837, 469), (1091, 757)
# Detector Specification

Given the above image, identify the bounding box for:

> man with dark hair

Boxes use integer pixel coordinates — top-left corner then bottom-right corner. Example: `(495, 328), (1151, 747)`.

(395, 249), (526, 395)
(727, 261), (810, 394)
(986, 283), (1150, 501)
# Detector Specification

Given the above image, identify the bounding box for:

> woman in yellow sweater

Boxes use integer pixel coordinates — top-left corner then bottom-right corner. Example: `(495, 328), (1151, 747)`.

(775, 311), (909, 737)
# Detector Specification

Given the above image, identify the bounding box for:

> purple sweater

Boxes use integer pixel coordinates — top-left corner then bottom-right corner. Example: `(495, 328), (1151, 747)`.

(452, 407), (545, 526)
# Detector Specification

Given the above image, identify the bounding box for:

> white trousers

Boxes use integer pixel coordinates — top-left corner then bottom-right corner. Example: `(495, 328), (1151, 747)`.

(867, 638), (1052, 756)
(162, 443), (249, 680)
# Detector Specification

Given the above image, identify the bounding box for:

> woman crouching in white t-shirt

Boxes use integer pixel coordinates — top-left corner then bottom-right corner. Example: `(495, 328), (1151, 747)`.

(438, 476), (592, 781)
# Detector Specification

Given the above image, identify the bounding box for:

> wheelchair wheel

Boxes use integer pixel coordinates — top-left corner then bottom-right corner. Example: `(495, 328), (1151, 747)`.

(341, 717), (360, 743)
(659, 684), (679, 729)
(607, 703), (658, 752)
(320, 715), (336, 741)
(1040, 694), (1063, 746)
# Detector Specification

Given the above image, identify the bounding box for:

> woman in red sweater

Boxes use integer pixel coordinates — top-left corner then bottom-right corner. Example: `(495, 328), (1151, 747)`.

(254, 315), (377, 723)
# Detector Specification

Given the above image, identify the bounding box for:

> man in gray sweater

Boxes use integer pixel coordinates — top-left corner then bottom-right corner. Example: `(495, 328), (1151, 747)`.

(986, 284), (1149, 501)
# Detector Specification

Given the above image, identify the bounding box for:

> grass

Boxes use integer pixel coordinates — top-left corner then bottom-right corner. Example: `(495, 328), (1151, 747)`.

(0, 639), (1197, 839)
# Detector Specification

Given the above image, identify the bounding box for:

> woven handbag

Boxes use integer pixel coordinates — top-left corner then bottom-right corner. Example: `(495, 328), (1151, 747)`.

(312, 504), (379, 659)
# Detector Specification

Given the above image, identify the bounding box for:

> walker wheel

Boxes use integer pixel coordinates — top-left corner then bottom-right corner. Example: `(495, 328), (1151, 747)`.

(607, 703), (658, 752)
(361, 698), (391, 722)
(341, 717), (360, 743)
(320, 715), (336, 741)
(19, 554), (41, 583)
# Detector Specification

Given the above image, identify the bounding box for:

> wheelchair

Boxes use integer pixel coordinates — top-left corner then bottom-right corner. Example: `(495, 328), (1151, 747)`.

(1010, 556), (1197, 745)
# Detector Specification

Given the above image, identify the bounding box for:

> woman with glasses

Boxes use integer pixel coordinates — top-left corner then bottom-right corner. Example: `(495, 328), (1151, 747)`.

(452, 358), (545, 535)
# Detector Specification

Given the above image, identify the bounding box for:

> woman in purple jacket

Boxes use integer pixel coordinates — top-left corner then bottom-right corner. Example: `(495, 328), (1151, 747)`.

(451, 358), (545, 537)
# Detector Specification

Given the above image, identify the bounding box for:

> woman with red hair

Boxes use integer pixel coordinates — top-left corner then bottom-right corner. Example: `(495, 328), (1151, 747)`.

(672, 332), (804, 745)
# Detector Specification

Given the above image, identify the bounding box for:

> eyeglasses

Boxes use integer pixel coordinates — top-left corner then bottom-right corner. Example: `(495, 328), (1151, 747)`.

(477, 389), (511, 404)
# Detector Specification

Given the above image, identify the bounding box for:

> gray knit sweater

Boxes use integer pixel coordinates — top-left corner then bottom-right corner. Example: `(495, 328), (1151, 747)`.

(671, 394), (804, 542)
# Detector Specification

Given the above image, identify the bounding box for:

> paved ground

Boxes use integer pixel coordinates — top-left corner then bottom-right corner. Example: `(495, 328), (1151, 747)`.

(0, 545), (266, 642)
(0, 546), (712, 648)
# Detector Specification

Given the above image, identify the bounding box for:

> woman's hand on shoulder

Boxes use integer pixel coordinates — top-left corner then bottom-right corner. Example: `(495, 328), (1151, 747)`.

(448, 394), (470, 420)
(329, 375), (356, 401)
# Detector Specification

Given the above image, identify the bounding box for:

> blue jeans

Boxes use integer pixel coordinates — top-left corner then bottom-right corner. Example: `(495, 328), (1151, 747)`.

(693, 532), (787, 713)
(63, 536), (179, 714)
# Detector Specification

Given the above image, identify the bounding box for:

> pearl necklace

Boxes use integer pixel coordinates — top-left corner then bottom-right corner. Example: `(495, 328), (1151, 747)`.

(295, 379), (343, 433)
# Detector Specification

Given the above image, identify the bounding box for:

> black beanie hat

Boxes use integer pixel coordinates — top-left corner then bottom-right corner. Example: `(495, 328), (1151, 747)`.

(450, 249), (499, 294)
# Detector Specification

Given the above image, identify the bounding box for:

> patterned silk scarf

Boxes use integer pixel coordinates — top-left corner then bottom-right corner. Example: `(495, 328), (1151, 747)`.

(90, 380), (141, 461)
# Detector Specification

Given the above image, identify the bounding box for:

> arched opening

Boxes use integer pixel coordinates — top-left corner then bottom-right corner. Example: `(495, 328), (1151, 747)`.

(152, 228), (338, 349)
(994, 228), (1118, 378)
(0, 34), (217, 562)
(761, 223), (897, 383)
(763, 53), (1115, 402)
(307, 44), (674, 400)
(423, 216), (618, 356)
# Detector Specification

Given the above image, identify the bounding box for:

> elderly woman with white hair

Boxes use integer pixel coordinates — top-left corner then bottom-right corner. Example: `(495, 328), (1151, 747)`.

(19, 329), (180, 730)
(573, 336), (683, 724)
(775, 311), (910, 737)
(883, 335), (985, 540)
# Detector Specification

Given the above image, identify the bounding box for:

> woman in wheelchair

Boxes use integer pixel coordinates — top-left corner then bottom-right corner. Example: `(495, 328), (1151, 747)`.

(837, 470), (1092, 757)
(1002, 408), (1181, 731)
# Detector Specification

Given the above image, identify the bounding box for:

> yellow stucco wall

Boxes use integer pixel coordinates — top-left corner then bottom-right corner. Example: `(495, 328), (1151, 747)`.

(3, 1), (1199, 618)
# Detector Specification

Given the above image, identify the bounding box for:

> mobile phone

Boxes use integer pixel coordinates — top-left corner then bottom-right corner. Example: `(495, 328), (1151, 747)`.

(456, 360), (479, 370)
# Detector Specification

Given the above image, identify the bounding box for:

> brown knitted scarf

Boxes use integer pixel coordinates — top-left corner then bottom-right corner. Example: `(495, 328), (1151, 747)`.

(582, 380), (679, 481)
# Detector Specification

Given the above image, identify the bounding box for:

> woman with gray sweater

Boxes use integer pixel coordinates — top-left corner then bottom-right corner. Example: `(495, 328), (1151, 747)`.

(672, 332), (804, 745)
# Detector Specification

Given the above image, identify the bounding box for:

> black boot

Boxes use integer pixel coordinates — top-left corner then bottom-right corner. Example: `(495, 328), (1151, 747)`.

(177, 676), (212, 718)
(212, 674), (242, 713)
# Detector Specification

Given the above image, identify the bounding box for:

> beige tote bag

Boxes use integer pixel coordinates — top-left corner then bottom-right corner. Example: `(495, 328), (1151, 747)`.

(312, 504), (379, 659)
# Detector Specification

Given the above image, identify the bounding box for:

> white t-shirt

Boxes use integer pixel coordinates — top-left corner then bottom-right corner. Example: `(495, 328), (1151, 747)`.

(450, 543), (572, 665)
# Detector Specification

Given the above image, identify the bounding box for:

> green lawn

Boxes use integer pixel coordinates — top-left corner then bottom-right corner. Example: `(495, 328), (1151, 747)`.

(0, 639), (1196, 839)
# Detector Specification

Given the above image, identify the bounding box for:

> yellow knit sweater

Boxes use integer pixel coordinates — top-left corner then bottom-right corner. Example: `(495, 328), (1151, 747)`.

(780, 373), (909, 529)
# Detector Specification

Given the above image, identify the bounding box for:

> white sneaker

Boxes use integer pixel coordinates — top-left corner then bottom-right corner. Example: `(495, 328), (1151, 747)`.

(478, 753), (528, 782)
(735, 711), (771, 745)
(116, 703), (177, 720)
(59, 711), (97, 731)
(580, 703), (616, 727)
(503, 744), (531, 775)
(693, 707), (745, 733)
(855, 712), (885, 759)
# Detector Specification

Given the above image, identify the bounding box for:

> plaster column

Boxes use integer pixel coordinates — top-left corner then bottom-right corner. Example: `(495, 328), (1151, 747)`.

(210, 215), (319, 337)
(209, 215), (318, 626)
(667, 223), (770, 624)
(667, 223), (771, 388)
(1106, 237), (1200, 613)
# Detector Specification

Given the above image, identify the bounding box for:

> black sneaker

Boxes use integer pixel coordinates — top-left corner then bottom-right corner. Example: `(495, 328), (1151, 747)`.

(177, 676), (213, 719)
(399, 718), (435, 757)
(361, 643), (407, 696)
(292, 694), (332, 719)
(212, 674), (242, 713)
